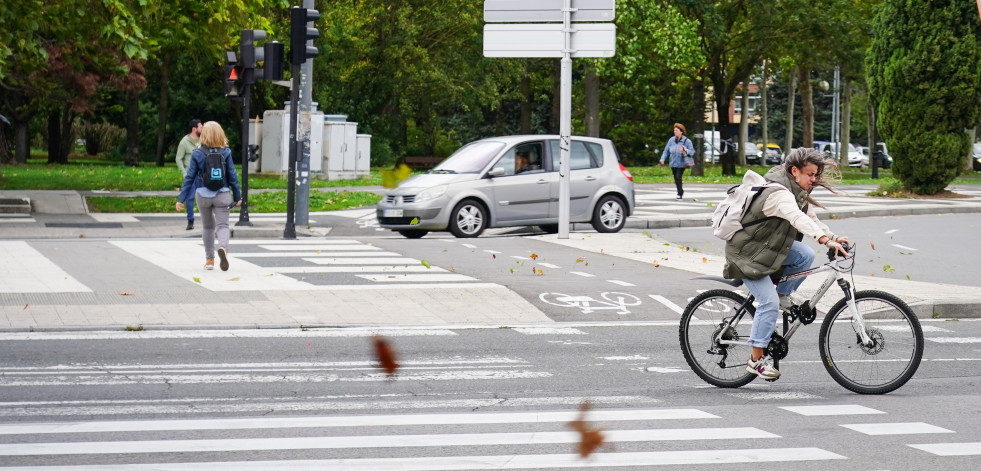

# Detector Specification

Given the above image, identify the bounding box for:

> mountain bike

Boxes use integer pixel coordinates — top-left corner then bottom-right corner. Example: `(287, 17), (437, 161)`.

(679, 242), (923, 394)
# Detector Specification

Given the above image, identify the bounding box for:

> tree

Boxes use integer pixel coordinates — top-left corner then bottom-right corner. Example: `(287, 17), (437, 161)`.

(867, 0), (981, 194)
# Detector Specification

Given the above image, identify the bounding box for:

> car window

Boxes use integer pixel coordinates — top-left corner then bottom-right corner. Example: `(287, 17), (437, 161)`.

(549, 140), (599, 170)
(433, 141), (506, 173)
(494, 143), (545, 176)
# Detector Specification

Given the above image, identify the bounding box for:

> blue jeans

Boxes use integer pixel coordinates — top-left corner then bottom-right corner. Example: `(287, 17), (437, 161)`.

(744, 240), (816, 348)
(185, 177), (201, 221)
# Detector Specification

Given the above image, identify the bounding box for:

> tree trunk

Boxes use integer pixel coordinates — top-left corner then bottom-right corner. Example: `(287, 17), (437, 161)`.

(691, 79), (706, 176)
(584, 63), (599, 137)
(47, 110), (62, 164)
(14, 122), (29, 164)
(125, 90), (141, 166)
(716, 91), (736, 176)
(841, 81), (852, 167)
(784, 66), (797, 155)
(738, 83), (749, 166)
(760, 63), (768, 151)
(797, 67), (814, 148)
(154, 54), (173, 167)
(520, 74), (531, 134)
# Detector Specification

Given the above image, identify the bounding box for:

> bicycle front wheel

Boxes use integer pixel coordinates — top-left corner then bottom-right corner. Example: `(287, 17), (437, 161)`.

(679, 289), (757, 388)
(819, 290), (923, 394)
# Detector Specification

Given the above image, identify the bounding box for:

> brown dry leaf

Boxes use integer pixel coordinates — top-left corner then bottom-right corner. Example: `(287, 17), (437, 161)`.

(119, 291), (133, 296)
(652, 260), (660, 268)
(537, 268), (544, 275)
(492, 254), (496, 259)
(530, 253), (539, 260)
(23, 304), (28, 310)
(870, 241), (876, 250)
(373, 335), (399, 376)
(702, 257), (707, 263)
(568, 401), (606, 458)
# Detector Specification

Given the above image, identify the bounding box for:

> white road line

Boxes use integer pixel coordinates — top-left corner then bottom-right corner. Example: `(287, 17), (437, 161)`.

(2, 448), (843, 469)
(514, 327), (586, 335)
(780, 405), (885, 416)
(304, 257), (420, 265)
(0, 428), (779, 456)
(257, 244), (369, 250)
(230, 251), (399, 257)
(841, 422), (953, 435)
(484, 250), (502, 254)
(570, 271), (595, 277)
(727, 392), (821, 401)
(0, 408), (719, 435)
(648, 294), (684, 314)
(607, 280), (635, 287)
(927, 337), (981, 344)
(510, 255), (530, 260)
(884, 229), (900, 234)
(462, 243), (478, 249)
(909, 442), (981, 456)
(0, 241), (91, 293)
(356, 274), (477, 282)
(0, 329), (458, 341)
(891, 244), (919, 251)
(274, 265), (447, 273)
(537, 262), (560, 268)
(232, 239), (363, 245)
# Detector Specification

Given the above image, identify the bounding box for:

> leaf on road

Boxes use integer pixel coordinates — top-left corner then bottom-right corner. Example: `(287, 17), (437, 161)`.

(492, 254), (496, 259)
(652, 260), (660, 267)
(568, 401), (606, 458)
(642, 231), (653, 239)
(23, 304), (28, 310)
(870, 241), (876, 250)
(229, 277), (240, 281)
(702, 257), (707, 263)
(530, 253), (539, 260)
(193, 277), (202, 283)
(119, 291), (133, 296)
(421, 260), (431, 269)
(882, 264), (895, 274)
(576, 257), (586, 264)
(373, 335), (399, 376)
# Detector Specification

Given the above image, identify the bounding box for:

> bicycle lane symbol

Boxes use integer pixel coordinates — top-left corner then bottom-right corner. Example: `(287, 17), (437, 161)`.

(538, 292), (642, 315)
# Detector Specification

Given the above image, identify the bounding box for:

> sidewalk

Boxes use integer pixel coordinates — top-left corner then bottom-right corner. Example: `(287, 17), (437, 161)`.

(2, 184), (981, 331)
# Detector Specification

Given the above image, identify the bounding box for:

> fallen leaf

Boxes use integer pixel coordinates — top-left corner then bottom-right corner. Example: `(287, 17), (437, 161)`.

(576, 257), (586, 263)
(882, 264), (895, 274)
(410, 217), (419, 225)
(23, 304), (28, 310)
(652, 261), (660, 267)
(421, 260), (431, 269)
(568, 401), (606, 458)
(193, 277), (202, 283)
(119, 291), (133, 296)
(537, 268), (544, 275)
(229, 277), (240, 281)
(510, 268), (515, 273)
(702, 257), (707, 263)
(870, 241), (876, 250)
(530, 253), (539, 260)
(492, 254), (496, 259)
(373, 335), (399, 376)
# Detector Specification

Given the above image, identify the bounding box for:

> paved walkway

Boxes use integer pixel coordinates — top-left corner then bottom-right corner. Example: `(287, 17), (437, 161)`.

(1, 184), (980, 331)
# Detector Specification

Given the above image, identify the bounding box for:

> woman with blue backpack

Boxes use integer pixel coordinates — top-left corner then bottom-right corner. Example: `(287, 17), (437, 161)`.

(176, 121), (241, 271)
(659, 123), (696, 200)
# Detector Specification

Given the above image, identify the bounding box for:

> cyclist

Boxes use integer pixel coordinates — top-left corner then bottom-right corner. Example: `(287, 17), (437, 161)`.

(723, 147), (850, 380)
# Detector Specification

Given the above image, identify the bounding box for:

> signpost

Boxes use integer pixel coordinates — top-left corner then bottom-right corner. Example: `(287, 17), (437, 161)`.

(483, 0), (615, 239)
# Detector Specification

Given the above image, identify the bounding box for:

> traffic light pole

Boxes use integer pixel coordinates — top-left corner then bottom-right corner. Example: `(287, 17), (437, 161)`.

(236, 82), (254, 226)
(284, 62), (300, 240)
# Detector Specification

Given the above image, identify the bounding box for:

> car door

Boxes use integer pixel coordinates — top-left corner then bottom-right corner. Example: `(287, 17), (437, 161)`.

(487, 142), (552, 223)
(547, 139), (604, 220)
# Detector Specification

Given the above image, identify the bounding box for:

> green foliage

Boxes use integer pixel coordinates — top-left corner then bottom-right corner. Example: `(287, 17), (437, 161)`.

(77, 122), (126, 155)
(86, 190), (381, 213)
(867, 0), (981, 194)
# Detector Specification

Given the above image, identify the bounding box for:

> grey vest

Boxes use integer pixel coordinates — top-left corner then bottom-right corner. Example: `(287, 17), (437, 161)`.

(723, 167), (810, 280)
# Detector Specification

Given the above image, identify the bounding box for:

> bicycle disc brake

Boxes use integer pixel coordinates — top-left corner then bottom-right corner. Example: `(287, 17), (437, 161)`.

(765, 333), (788, 360)
(858, 328), (885, 355)
(707, 323), (738, 355)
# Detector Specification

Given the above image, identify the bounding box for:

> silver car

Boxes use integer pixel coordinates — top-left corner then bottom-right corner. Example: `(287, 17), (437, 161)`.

(376, 135), (635, 238)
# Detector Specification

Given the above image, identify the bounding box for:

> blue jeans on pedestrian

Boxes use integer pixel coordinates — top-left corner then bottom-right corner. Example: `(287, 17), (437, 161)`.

(744, 240), (816, 348)
(186, 177), (201, 221)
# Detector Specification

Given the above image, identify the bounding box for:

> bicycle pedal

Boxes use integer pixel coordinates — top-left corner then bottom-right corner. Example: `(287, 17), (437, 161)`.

(764, 377), (780, 383)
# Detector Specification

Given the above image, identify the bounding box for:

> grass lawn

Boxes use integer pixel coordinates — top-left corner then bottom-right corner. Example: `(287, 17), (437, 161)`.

(2, 156), (978, 212)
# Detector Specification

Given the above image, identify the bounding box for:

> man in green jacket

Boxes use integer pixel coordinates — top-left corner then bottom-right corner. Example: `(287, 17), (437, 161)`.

(176, 119), (203, 230)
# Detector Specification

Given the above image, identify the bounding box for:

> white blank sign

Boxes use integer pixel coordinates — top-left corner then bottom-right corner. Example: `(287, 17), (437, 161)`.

(483, 23), (616, 58)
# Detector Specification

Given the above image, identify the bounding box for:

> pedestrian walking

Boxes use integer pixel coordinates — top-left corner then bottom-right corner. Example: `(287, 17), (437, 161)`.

(659, 123), (695, 199)
(175, 119), (203, 230)
(175, 121), (241, 271)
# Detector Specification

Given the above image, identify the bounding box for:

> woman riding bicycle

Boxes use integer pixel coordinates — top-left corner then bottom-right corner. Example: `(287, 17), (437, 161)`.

(724, 147), (850, 380)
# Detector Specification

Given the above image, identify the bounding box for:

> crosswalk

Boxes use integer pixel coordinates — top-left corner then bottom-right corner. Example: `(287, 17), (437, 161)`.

(0, 403), (974, 469)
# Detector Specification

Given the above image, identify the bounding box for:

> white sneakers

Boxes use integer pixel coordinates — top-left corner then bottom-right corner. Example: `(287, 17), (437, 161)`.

(746, 356), (781, 380)
(779, 293), (806, 311)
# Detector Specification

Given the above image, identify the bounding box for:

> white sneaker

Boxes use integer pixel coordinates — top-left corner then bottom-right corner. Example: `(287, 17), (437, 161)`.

(779, 293), (805, 311)
(746, 356), (781, 380)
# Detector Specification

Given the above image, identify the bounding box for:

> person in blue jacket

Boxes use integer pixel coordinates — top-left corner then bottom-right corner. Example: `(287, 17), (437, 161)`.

(175, 121), (241, 271)
(659, 123), (696, 200)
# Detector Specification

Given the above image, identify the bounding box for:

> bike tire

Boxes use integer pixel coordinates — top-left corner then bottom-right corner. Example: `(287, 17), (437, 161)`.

(679, 289), (757, 388)
(818, 290), (923, 394)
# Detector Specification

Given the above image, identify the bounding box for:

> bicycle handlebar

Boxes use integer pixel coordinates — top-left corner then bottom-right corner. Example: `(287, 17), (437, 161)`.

(826, 241), (854, 262)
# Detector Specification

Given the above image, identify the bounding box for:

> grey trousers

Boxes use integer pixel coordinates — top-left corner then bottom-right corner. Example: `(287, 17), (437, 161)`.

(195, 191), (232, 260)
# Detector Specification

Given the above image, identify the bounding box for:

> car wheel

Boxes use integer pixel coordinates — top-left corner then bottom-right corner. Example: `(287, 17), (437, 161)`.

(397, 230), (428, 239)
(591, 195), (626, 233)
(538, 224), (559, 234)
(448, 199), (487, 238)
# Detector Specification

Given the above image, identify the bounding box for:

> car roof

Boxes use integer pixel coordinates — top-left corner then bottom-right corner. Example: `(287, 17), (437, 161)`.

(474, 135), (611, 145)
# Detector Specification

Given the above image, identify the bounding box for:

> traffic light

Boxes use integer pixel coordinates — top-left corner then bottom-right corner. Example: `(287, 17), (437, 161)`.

(223, 51), (242, 98)
(263, 41), (284, 81)
(290, 6), (320, 65)
(240, 29), (266, 85)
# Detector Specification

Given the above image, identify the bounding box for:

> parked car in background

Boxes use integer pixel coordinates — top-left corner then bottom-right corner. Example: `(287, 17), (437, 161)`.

(737, 141), (762, 165)
(874, 142), (892, 169)
(814, 141), (864, 167)
(973, 142), (981, 171)
(703, 142), (721, 163)
(376, 135), (635, 238)
(759, 143), (783, 165)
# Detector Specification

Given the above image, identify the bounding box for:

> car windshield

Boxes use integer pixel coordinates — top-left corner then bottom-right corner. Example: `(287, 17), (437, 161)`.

(431, 141), (506, 173)
(974, 142), (981, 155)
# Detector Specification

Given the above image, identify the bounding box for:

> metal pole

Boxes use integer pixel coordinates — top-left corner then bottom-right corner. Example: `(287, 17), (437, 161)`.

(296, 0), (315, 226)
(558, 0), (573, 239)
(284, 63), (300, 240)
(236, 82), (253, 226)
(832, 65), (840, 161)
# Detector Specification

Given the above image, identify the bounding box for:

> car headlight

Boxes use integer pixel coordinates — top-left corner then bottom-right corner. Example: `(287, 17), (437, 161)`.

(415, 185), (448, 203)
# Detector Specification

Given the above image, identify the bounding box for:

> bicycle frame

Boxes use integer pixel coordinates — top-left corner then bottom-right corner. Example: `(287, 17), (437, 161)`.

(709, 247), (874, 350)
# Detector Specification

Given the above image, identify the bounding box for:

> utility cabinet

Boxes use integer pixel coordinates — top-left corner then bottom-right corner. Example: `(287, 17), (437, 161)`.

(260, 107), (324, 174)
(322, 116), (359, 180)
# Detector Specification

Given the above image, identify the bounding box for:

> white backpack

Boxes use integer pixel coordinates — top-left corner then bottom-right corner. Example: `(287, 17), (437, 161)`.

(711, 170), (786, 240)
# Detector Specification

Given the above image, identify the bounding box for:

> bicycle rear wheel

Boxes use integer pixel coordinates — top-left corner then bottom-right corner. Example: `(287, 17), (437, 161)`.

(819, 290), (923, 394)
(679, 289), (757, 388)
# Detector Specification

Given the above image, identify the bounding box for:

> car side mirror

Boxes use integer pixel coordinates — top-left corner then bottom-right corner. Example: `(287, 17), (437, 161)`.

(487, 167), (506, 177)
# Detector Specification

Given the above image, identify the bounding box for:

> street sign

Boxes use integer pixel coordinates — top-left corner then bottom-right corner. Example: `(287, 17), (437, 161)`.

(484, 0), (614, 22)
(483, 23), (615, 58)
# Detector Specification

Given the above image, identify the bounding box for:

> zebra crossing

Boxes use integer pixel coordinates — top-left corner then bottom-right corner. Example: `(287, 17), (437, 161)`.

(0, 402), (974, 469)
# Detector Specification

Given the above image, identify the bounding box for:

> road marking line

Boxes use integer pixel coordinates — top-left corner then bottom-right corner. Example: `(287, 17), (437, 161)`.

(0, 241), (91, 293)
(462, 243), (478, 249)
(891, 244), (919, 251)
(303, 257), (420, 265)
(780, 405), (884, 416)
(649, 294), (684, 314)
(607, 280), (635, 286)
(537, 262), (560, 268)
(275, 266), (447, 273)
(231, 251), (400, 257)
(570, 271), (595, 277)
(909, 442), (981, 456)
(356, 274), (477, 282)
(514, 327), (585, 335)
(841, 422), (954, 435)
